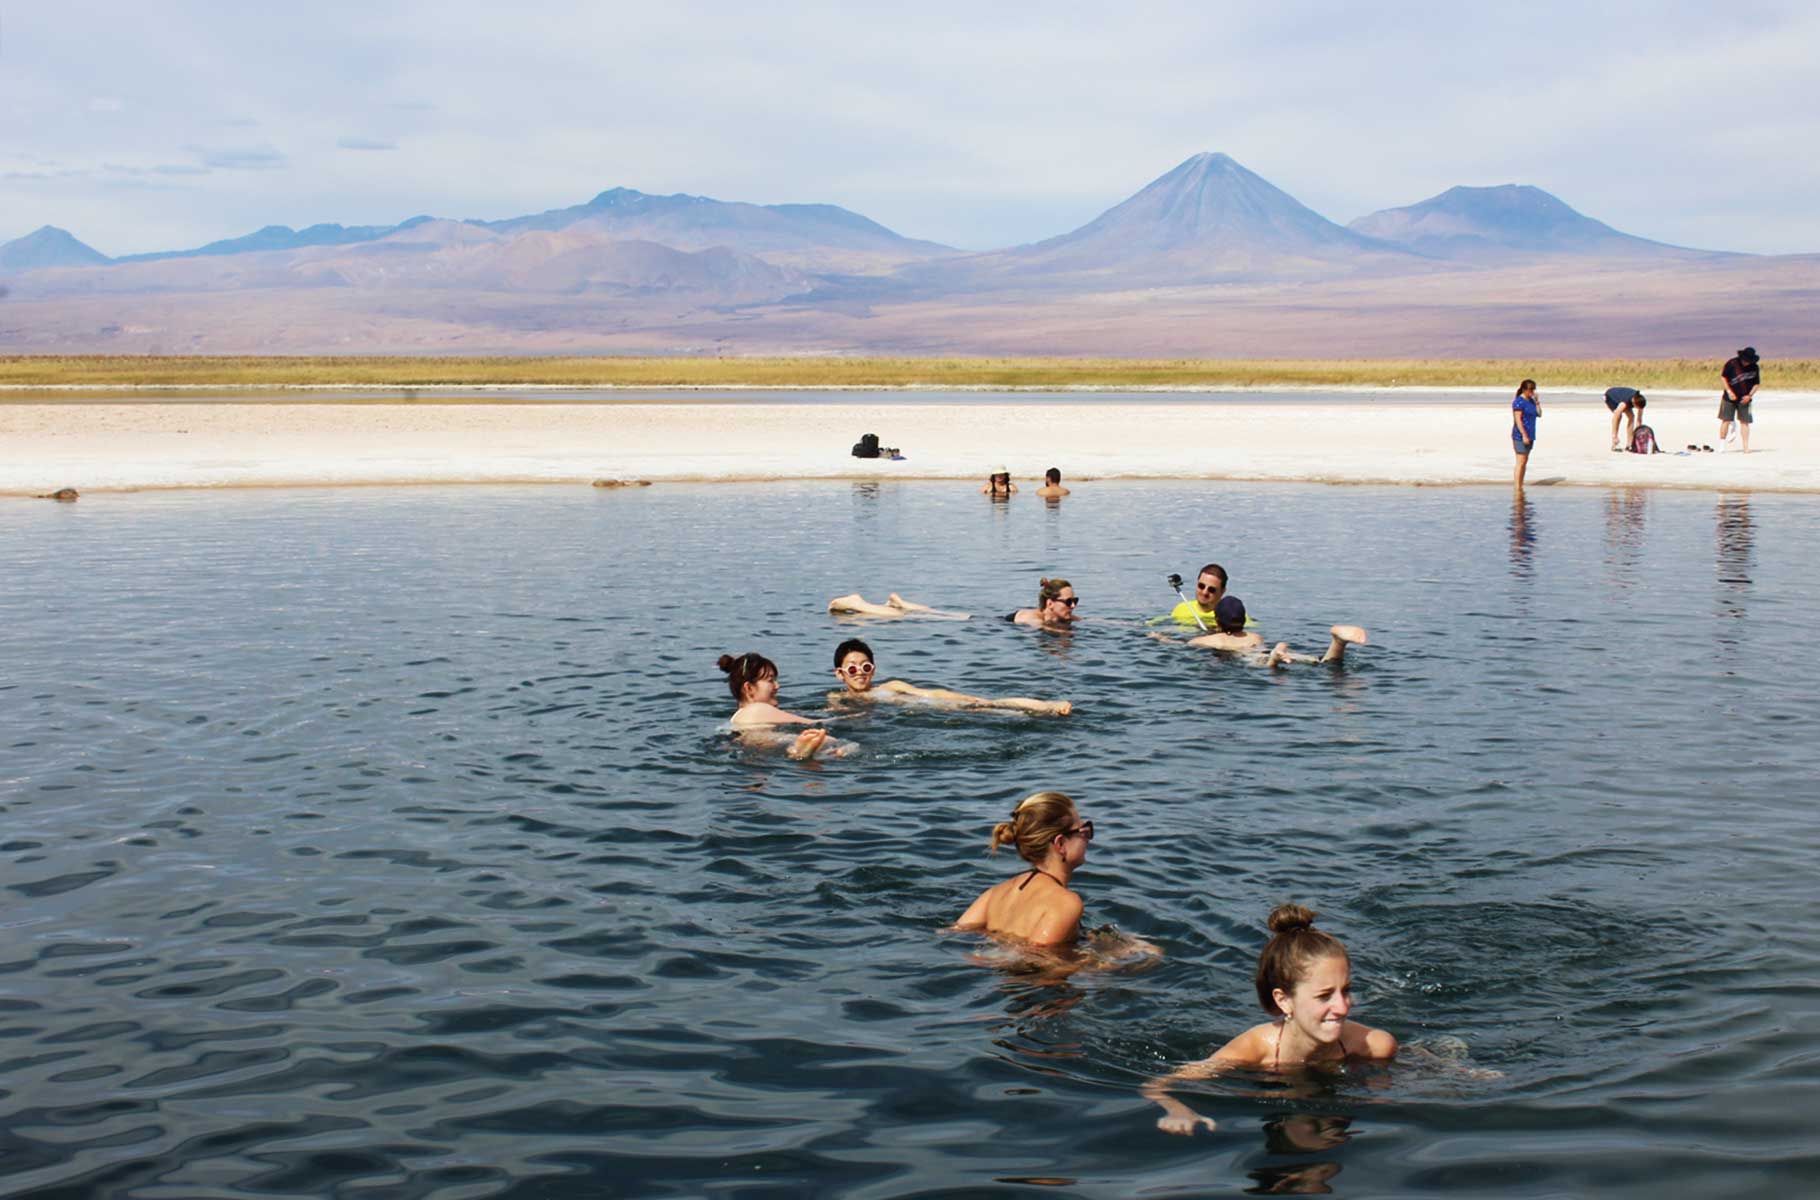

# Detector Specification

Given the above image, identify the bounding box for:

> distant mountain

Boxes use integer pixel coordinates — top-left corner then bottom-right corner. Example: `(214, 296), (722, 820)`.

(911, 152), (1421, 288)
(116, 217), (434, 263)
(480, 187), (957, 273)
(0, 226), (110, 270)
(1347, 185), (1719, 260)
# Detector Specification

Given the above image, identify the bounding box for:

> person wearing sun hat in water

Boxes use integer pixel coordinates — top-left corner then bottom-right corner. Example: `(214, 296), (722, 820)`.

(981, 466), (1017, 497)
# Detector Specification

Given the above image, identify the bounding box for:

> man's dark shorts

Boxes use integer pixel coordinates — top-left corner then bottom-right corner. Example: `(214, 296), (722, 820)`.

(1605, 395), (1628, 412)
(1719, 396), (1755, 424)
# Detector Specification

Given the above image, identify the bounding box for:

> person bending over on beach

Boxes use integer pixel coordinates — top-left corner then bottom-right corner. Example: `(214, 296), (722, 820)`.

(953, 792), (1095, 946)
(1143, 904), (1397, 1135)
(1009, 577), (1079, 626)
(1719, 346), (1760, 452)
(719, 651), (851, 759)
(982, 466), (1018, 497)
(1511, 379), (1540, 490)
(1186, 598), (1367, 667)
(1604, 387), (1647, 451)
(826, 592), (971, 620)
(1036, 467), (1070, 498)
(828, 638), (1071, 715)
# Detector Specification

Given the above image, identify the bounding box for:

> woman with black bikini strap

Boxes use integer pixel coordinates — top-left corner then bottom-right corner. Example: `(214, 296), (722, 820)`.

(952, 791), (1093, 946)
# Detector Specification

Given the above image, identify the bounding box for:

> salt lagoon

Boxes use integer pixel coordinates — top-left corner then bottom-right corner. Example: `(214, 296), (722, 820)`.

(4, 478), (1818, 1195)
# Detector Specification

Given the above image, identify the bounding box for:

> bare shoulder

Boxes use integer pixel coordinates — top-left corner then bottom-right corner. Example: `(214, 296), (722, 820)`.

(1361, 1025), (1398, 1060)
(1212, 1023), (1272, 1067)
(953, 886), (994, 931)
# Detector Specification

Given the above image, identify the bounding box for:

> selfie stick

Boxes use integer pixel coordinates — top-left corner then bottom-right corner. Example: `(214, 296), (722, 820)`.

(1167, 573), (1209, 632)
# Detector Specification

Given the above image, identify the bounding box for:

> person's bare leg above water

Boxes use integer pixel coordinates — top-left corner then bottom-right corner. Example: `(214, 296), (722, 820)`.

(1266, 626), (1369, 668)
(827, 592), (971, 620)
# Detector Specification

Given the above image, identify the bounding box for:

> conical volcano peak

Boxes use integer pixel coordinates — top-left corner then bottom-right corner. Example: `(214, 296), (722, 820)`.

(0, 225), (111, 269)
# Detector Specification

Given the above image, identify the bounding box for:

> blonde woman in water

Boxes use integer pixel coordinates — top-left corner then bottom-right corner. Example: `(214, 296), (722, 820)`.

(1145, 904), (1397, 1135)
(953, 792), (1095, 946)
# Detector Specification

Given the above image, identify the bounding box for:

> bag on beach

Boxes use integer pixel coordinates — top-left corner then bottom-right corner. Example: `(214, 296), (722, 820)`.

(852, 432), (881, 459)
(1629, 425), (1659, 455)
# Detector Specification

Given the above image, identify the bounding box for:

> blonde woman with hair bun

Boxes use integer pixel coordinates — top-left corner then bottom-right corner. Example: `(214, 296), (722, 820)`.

(952, 791), (1095, 946)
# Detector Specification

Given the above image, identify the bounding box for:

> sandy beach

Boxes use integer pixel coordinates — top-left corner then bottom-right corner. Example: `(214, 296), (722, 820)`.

(2, 391), (1812, 495)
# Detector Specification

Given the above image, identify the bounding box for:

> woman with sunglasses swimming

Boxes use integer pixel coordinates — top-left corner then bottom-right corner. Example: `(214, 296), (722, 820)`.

(953, 792), (1096, 946)
(1008, 577), (1079, 627)
(828, 638), (1071, 715)
(718, 651), (852, 759)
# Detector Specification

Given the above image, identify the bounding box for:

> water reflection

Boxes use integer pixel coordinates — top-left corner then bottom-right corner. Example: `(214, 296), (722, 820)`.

(1508, 493), (1537, 587)
(1244, 1114), (1354, 1195)
(1715, 492), (1753, 614)
(1602, 488), (1649, 592)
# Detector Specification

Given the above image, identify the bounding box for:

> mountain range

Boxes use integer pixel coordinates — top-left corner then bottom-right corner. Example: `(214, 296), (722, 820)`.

(2, 153), (1810, 356)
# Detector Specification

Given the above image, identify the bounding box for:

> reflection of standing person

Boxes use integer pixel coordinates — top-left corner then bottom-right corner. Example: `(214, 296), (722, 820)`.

(1511, 379), (1540, 490)
(1604, 387), (1647, 451)
(1719, 347), (1760, 452)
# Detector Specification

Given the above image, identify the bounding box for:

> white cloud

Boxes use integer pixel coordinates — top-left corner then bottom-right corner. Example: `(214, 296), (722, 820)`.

(1, 1), (1815, 255)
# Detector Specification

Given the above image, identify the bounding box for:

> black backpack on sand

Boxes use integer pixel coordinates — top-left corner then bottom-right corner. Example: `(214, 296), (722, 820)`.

(852, 433), (881, 459)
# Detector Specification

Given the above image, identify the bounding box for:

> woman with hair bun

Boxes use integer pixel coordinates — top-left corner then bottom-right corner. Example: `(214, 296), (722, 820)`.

(717, 651), (850, 760)
(1144, 904), (1397, 1135)
(1008, 577), (1079, 627)
(952, 791), (1094, 946)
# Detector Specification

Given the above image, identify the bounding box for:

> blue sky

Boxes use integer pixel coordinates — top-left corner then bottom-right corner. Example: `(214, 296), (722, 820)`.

(5, 1), (1816, 255)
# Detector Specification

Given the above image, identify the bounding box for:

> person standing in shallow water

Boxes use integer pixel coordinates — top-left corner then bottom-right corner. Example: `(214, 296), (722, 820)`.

(1143, 904), (1397, 1135)
(953, 792), (1094, 946)
(1511, 379), (1540, 491)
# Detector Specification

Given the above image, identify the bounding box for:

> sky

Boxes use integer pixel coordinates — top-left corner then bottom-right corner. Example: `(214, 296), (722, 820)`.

(4, 1), (1818, 256)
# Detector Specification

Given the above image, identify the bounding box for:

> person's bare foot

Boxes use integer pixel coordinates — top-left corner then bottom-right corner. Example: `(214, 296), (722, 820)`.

(787, 728), (830, 759)
(1330, 625), (1368, 646)
(887, 592), (932, 612)
(1047, 700), (1072, 716)
(1267, 642), (1292, 668)
(827, 593), (864, 613)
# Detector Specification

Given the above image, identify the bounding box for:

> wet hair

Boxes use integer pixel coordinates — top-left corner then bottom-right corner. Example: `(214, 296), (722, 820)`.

(1214, 594), (1247, 633)
(1038, 577), (1073, 605)
(989, 791), (1078, 862)
(717, 651), (777, 702)
(833, 638), (874, 669)
(1518, 379), (1537, 396)
(1198, 563), (1228, 588)
(1044, 467), (1062, 484)
(1254, 904), (1350, 1014)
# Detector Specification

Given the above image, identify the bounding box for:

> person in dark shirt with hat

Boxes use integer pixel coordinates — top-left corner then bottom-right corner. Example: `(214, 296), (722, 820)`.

(1720, 347), (1761, 452)
(1604, 387), (1647, 451)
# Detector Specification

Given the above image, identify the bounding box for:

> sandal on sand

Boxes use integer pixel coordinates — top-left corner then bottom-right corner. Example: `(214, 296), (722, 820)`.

(1702, 445), (1715, 452)
(1687, 444), (1699, 451)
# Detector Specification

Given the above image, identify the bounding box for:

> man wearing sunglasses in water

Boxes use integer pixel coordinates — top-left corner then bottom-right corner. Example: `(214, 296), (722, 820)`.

(1154, 562), (1254, 629)
(829, 638), (1072, 715)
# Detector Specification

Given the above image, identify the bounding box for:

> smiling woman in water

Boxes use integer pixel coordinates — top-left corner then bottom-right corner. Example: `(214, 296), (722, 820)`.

(1143, 904), (1397, 1135)
(718, 651), (852, 759)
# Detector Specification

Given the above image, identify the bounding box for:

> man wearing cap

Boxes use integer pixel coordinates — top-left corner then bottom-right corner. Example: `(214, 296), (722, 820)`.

(1604, 387), (1647, 451)
(1720, 347), (1761, 452)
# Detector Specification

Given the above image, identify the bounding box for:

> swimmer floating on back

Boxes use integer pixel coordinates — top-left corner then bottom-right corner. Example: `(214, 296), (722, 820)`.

(828, 638), (1071, 715)
(1186, 597), (1367, 668)
(826, 592), (970, 620)
(718, 651), (853, 759)
(1008, 577), (1079, 627)
(1144, 904), (1397, 1135)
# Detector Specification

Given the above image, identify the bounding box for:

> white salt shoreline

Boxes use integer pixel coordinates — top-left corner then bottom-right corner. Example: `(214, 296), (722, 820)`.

(3, 393), (1813, 495)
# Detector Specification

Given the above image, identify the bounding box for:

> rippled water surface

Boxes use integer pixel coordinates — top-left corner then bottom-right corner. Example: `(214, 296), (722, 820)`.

(4, 481), (1818, 1198)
